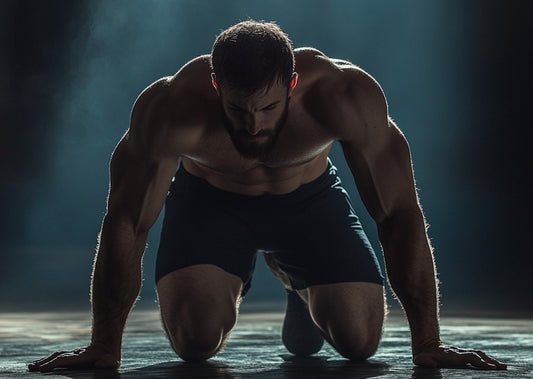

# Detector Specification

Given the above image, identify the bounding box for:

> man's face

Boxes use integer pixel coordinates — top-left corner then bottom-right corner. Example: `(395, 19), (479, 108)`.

(218, 79), (294, 159)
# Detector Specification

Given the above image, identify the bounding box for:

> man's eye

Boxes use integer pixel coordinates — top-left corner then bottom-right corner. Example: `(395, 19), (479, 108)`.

(262, 105), (276, 111)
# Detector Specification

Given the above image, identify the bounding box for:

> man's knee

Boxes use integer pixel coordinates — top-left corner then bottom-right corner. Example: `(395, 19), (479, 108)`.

(164, 302), (238, 362)
(307, 282), (385, 360)
(328, 326), (381, 360)
(156, 265), (242, 361)
(169, 322), (228, 362)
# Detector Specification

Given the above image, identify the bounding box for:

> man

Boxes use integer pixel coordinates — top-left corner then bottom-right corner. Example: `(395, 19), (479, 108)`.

(29, 20), (506, 372)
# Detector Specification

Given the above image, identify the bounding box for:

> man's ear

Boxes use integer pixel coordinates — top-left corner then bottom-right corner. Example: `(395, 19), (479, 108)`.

(289, 72), (298, 96)
(211, 73), (220, 95)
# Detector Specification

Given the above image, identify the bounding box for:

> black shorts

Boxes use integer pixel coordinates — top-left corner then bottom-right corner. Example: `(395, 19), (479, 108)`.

(155, 159), (384, 296)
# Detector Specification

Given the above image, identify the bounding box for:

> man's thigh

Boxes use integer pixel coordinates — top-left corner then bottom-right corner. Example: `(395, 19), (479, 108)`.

(156, 164), (257, 296)
(303, 281), (385, 359)
(269, 169), (384, 291)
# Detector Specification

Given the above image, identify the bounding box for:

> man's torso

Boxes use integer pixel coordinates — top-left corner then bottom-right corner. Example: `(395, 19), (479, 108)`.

(145, 48), (364, 195)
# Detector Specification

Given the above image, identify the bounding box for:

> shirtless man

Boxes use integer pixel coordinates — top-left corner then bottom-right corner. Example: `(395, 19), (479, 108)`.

(29, 20), (506, 372)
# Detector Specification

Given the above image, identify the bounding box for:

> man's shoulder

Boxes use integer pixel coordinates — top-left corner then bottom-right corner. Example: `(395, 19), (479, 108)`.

(133, 54), (214, 119)
(172, 54), (212, 84)
(294, 47), (327, 59)
(131, 77), (171, 124)
(128, 55), (216, 157)
(139, 54), (211, 100)
(294, 48), (387, 141)
(295, 48), (380, 97)
(295, 47), (356, 73)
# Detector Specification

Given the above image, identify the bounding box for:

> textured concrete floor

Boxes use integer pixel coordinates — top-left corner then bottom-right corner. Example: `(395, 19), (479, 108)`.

(1, 308), (532, 378)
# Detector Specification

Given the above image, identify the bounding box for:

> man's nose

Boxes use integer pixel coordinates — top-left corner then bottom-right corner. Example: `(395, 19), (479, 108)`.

(245, 114), (261, 135)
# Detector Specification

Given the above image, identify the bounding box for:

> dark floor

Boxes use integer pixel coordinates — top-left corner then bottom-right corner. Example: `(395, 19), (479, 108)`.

(1, 308), (532, 378)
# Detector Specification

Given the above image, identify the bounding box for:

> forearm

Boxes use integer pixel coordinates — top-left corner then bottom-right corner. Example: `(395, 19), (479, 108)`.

(378, 207), (440, 353)
(90, 215), (147, 357)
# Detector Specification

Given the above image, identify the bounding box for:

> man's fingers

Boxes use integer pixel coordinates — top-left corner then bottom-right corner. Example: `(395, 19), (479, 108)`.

(461, 351), (498, 369)
(37, 352), (92, 373)
(28, 351), (66, 371)
(474, 350), (507, 369)
(448, 349), (506, 370)
(414, 346), (507, 371)
(29, 349), (94, 373)
(28, 346), (119, 373)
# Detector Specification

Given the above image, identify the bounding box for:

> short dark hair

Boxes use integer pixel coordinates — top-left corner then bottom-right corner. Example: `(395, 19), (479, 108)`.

(210, 20), (295, 94)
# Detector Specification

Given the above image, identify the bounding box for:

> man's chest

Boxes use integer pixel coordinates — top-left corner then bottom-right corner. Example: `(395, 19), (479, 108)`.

(184, 113), (336, 175)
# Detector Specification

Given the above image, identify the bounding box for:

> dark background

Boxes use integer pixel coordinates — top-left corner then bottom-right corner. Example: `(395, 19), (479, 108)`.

(1, 0), (531, 314)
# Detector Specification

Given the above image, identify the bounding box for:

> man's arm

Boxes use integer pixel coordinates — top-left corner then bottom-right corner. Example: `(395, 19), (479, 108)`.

(90, 130), (178, 357)
(337, 69), (506, 369)
(29, 79), (179, 372)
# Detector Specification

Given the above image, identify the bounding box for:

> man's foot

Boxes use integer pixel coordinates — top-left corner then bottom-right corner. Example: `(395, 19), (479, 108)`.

(282, 289), (325, 356)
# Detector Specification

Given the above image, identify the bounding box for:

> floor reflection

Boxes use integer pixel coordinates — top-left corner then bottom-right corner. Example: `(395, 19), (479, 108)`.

(1, 311), (532, 378)
(410, 366), (443, 379)
(276, 355), (391, 378)
(53, 357), (392, 379)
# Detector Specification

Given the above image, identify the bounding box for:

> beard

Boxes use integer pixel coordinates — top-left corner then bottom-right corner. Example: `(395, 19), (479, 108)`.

(221, 99), (289, 159)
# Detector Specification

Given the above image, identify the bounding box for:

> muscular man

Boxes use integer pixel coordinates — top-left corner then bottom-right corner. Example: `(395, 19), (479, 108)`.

(29, 20), (506, 371)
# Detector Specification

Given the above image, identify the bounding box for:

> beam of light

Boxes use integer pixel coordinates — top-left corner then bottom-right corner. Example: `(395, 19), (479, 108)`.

(3, 0), (502, 310)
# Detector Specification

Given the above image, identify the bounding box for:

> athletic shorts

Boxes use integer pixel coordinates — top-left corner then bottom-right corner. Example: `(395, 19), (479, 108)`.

(155, 159), (384, 296)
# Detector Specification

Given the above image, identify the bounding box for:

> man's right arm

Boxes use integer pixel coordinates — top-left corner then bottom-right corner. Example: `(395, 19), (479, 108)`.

(29, 79), (180, 372)
(90, 128), (179, 359)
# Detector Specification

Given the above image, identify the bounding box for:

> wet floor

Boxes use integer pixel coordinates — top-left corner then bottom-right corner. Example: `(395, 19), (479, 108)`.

(1, 308), (532, 378)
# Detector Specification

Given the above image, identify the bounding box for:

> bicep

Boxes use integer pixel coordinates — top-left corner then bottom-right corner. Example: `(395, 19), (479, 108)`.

(342, 119), (419, 225)
(107, 131), (178, 236)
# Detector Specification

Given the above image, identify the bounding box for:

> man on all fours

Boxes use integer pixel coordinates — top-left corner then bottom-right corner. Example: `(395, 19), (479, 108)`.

(29, 20), (506, 372)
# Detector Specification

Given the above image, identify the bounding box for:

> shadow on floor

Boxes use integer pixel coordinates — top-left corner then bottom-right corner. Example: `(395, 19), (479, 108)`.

(45, 358), (448, 379)
(48, 356), (420, 379)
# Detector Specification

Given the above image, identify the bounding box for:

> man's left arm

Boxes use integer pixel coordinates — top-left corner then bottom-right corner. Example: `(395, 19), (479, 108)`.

(337, 69), (506, 370)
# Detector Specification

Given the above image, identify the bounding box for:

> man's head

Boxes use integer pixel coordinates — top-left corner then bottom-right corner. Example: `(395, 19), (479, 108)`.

(210, 20), (298, 158)
(211, 19), (295, 93)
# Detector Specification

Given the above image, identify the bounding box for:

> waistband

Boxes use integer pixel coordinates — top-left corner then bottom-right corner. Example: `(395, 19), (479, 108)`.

(173, 158), (340, 204)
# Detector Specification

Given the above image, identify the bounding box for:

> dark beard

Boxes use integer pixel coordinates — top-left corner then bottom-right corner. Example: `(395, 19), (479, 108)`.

(221, 100), (289, 159)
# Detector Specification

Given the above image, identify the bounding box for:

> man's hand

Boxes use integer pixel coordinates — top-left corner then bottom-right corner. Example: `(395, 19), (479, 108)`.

(413, 341), (507, 370)
(28, 344), (120, 373)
